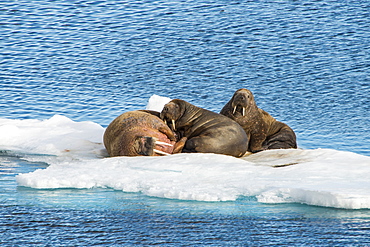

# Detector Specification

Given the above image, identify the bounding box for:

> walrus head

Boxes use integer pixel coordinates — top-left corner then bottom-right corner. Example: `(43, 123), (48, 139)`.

(160, 100), (184, 132)
(230, 88), (256, 117)
(103, 110), (176, 157)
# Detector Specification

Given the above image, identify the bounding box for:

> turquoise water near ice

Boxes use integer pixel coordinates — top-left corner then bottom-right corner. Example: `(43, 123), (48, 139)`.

(1, 0), (370, 245)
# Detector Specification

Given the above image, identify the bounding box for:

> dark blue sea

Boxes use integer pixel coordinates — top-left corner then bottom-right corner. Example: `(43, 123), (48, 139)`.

(1, 0), (370, 246)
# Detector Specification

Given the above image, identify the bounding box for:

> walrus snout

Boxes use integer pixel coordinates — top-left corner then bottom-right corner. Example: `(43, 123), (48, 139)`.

(134, 136), (156, 156)
(231, 96), (248, 116)
(160, 101), (181, 131)
(134, 136), (174, 156)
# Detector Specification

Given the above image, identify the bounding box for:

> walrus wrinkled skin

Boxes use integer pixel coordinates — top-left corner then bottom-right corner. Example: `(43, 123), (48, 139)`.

(103, 110), (179, 157)
(160, 99), (249, 158)
(220, 88), (297, 153)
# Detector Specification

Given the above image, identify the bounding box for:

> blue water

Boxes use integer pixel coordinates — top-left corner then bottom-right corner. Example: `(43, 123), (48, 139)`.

(1, 0), (370, 245)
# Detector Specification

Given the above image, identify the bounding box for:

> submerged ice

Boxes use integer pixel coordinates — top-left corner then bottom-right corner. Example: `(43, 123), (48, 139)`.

(1, 95), (370, 209)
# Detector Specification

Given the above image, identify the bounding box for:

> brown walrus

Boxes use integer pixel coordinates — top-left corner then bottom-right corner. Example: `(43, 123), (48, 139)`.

(220, 88), (297, 153)
(160, 99), (249, 157)
(103, 110), (180, 157)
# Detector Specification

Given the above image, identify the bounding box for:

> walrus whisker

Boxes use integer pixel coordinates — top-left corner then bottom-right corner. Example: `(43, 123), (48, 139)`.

(172, 119), (176, 131)
(155, 141), (173, 147)
(153, 149), (170, 156)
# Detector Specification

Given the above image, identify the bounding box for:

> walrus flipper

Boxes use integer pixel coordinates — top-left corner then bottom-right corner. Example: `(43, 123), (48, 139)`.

(172, 137), (187, 154)
(262, 124), (297, 150)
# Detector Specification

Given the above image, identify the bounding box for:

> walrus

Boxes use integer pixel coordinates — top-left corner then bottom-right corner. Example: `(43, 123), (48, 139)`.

(160, 99), (249, 157)
(220, 88), (297, 153)
(103, 110), (181, 157)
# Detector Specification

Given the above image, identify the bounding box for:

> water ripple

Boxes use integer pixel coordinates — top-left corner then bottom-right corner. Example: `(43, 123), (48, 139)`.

(0, 0), (369, 155)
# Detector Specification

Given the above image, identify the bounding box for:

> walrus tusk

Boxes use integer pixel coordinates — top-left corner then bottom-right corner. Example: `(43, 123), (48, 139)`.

(172, 119), (176, 131)
(155, 141), (173, 147)
(232, 106), (246, 116)
(153, 149), (170, 156)
(164, 119), (167, 125)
